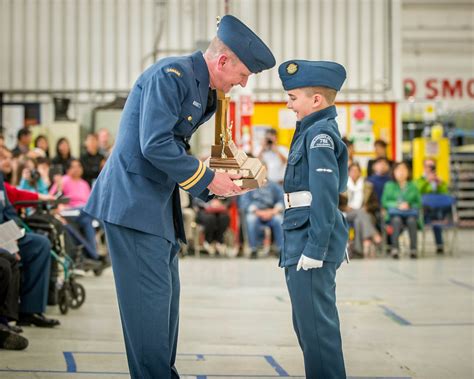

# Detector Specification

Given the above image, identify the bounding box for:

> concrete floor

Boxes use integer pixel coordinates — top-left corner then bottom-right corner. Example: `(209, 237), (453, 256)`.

(1, 230), (473, 379)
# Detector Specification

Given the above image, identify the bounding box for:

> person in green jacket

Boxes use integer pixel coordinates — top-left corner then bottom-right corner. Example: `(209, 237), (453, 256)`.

(382, 161), (421, 259)
(415, 158), (449, 254)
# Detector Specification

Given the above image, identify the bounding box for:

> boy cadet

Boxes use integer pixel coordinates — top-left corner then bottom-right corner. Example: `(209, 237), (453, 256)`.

(278, 60), (349, 378)
(85, 15), (275, 379)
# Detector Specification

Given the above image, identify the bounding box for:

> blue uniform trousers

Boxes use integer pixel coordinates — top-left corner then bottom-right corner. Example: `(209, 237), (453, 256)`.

(285, 262), (346, 379)
(18, 232), (51, 314)
(104, 222), (181, 379)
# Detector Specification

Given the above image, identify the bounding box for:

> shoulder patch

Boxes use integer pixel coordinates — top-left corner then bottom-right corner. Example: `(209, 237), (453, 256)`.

(166, 67), (182, 77)
(310, 134), (334, 150)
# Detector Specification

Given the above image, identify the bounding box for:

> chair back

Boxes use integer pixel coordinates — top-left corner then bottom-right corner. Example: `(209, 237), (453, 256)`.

(422, 194), (455, 209)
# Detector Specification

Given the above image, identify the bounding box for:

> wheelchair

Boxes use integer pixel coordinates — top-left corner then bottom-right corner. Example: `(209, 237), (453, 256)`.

(14, 198), (86, 315)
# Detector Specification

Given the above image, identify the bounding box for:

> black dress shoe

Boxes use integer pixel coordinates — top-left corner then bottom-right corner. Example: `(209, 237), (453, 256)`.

(0, 325), (28, 350)
(17, 313), (60, 328)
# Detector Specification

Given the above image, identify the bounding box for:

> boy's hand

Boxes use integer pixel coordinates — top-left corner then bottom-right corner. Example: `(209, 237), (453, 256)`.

(297, 255), (323, 271)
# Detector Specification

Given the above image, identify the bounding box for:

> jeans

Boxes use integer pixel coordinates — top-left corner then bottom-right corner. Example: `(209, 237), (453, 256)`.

(246, 213), (283, 252)
(424, 208), (450, 247)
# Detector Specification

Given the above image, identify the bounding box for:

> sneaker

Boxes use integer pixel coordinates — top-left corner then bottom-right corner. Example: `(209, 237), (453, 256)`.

(203, 241), (216, 256)
(215, 243), (227, 256)
(436, 246), (444, 255)
(391, 248), (399, 259)
(410, 250), (418, 259)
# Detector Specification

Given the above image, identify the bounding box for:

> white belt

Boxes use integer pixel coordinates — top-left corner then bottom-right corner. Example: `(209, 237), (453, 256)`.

(284, 191), (312, 209)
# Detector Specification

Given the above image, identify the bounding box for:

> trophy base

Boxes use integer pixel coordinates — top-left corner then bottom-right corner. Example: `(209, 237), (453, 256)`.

(210, 157), (267, 190)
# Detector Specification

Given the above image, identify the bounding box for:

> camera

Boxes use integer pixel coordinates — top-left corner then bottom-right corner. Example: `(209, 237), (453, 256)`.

(30, 169), (41, 182)
(427, 163), (436, 172)
(266, 138), (273, 146)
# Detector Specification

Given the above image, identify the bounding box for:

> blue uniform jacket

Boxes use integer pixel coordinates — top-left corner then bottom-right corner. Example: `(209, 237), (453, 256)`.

(280, 105), (349, 267)
(85, 51), (217, 243)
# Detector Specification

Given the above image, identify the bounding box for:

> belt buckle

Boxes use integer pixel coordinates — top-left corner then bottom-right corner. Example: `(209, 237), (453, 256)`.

(286, 193), (291, 208)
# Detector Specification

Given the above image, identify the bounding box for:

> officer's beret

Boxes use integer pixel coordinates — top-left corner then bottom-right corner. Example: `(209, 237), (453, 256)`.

(217, 15), (275, 73)
(278, 60), (346, 91)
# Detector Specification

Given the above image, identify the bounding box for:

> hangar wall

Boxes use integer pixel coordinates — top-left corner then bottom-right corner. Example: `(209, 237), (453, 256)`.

(0, 0), (402, 113)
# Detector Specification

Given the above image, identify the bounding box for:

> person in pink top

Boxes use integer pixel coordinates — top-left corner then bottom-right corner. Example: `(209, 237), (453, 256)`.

(50, 159), (101, 261)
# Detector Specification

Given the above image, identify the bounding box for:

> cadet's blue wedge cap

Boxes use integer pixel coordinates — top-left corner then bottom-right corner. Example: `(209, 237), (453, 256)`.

(278, 60), (346, 91)
(217, 15), (276, 73)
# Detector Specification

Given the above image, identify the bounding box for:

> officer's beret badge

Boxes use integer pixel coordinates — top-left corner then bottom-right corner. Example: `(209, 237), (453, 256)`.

(286, 62), (298, 75)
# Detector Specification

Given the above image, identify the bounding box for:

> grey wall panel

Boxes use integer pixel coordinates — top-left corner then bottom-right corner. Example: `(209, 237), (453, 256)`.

(1, 0), (401, 104)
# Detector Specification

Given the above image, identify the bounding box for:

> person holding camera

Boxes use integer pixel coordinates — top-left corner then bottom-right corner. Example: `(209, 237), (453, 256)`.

(415, 158), (449, 254)
(18, 158), (49, 195)
(257, 129), (288, 185)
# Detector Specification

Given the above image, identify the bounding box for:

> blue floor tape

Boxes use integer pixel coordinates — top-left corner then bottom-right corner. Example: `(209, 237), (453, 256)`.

(450, 279), (474, 291)
(0, 350), (413, 378)
(264, 355), (289, 377)
(378, 305), (412, 326)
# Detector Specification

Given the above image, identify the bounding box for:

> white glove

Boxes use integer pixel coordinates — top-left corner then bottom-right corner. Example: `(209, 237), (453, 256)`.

(297, 254), (324, 271)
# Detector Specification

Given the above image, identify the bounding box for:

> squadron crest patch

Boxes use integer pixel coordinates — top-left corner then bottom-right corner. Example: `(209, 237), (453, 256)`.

(166, 67), (182, 77)
(286, 62), (298, 75)
(310, 134), (334, 150)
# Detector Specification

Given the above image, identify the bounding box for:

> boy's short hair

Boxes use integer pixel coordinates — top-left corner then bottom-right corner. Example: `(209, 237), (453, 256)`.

(302, 86), (337, 104)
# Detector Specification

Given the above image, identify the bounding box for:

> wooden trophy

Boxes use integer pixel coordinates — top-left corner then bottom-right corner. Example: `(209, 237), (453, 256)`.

(209, 90), (266, 189)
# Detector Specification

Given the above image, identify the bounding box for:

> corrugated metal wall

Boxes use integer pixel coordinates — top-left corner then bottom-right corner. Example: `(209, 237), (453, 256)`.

(0, 0), (401, 120)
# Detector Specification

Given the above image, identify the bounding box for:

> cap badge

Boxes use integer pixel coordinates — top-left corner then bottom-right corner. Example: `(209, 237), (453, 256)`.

(286, 63), (298, 75)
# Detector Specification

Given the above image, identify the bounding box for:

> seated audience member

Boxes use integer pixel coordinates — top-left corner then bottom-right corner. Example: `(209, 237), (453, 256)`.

(34, 135), (50, 159)
(367, 139), (393, 177)
(97, 128), (113, 159)
(18, 157), (49, 195)
(382, 161), (421, 259)
(51, 137), (74, 175)
(0, 174), (59, 328)
(367, 157), (392, 204)
(239, 180), (284, 259)
(256, 129), (288, 185)
(415, 158), (450, 254)
(12, 128), (32, 158)
(341, 163), (381, 257)
(194, 197), (230, 256)
(342, 137), (355, 165)
(180, 189), (196, 250)
(0, 249), (28, 350)
(0, 148), (52, 209)
(50, 159), (103, 262)
(80, 133), (105, 187)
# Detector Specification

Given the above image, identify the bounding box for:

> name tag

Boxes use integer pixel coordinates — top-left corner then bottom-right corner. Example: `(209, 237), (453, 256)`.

(192, 100), (202, 109)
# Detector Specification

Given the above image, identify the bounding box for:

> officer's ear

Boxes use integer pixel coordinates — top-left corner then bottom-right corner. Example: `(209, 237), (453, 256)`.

(216, 54), (230, 72)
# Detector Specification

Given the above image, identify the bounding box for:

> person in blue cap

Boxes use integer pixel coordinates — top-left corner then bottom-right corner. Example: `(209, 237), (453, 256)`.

(84, 14), (275, 379)
(278, 60), (349, 378)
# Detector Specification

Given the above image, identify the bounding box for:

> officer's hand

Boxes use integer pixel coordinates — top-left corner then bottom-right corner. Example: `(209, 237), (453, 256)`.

(296, 255), (323, 271)
(208, 172), (243, 197)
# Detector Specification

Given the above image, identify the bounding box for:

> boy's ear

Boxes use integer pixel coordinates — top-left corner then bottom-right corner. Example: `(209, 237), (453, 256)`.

(312, 93), (323, 108)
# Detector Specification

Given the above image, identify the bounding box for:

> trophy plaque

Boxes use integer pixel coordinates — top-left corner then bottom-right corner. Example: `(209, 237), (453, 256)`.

(208, 90), (266, 189)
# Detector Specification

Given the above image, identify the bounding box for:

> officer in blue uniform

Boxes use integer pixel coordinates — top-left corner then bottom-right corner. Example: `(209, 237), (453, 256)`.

(278, 60), (349, 378)
(84, 15), (275, 379)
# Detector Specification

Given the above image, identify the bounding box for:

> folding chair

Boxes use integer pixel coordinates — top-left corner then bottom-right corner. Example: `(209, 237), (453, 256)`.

(421, 194), (458, 256)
